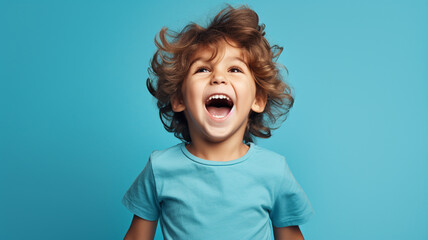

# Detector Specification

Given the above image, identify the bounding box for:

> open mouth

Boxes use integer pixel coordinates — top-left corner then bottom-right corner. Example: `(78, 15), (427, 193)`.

(205, 94), (234, 119)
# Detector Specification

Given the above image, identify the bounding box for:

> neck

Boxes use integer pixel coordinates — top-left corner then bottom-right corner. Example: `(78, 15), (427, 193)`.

(186, 137), (249, 162)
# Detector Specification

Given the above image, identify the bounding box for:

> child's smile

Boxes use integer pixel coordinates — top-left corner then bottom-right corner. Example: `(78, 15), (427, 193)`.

(205, 93), (234, 120)
(171, 40), (266, 143)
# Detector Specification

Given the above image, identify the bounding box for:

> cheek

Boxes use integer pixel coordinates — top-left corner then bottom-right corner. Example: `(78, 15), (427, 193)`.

(241, 81), (257, 99)
(183, 82), (204, 108)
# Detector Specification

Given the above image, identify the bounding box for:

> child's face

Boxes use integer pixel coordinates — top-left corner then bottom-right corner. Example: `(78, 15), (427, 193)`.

(171, 41), (266, 143)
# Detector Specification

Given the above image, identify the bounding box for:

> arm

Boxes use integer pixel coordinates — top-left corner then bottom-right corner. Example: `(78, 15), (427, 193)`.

(124, 215), (158, 240)
(273, 226), (305, 240)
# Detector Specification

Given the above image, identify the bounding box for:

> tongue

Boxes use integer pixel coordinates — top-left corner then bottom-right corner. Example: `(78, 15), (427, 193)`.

(206, 106), (230, 118)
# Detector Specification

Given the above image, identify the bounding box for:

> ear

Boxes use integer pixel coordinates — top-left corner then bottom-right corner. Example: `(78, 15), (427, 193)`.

(171, 94), (186, 112)
(251, 93), (267, 113)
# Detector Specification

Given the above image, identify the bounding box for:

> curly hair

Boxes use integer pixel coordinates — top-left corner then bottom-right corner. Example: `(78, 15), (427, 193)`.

(147, 5), (294, 143)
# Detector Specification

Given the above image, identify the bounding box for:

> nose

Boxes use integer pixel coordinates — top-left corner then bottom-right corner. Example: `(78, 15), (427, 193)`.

(210, 71), (228, 85)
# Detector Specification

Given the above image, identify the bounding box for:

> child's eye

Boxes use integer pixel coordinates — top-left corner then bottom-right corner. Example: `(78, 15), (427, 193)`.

(195, 67), (210, 73)
(229, 67), (243, 73)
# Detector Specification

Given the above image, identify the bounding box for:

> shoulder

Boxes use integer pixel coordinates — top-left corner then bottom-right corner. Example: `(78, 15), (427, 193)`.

(149, 143), (184, 161)
(250, 143), (287, 165)
(148, 143), (188, 175)
(249, 143), (289, 177)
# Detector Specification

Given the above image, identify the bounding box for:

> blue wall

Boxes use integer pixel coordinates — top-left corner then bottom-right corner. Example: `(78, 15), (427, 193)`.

(1, 0), (427, 239)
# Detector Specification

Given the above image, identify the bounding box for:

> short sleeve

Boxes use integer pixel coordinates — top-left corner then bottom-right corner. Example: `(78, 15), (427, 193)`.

(122, 158), (161, 221)
(270, 159), (314, 227)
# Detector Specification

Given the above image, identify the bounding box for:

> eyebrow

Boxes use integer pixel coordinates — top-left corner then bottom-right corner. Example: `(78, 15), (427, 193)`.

(189, 57), (204, 68)
(189, 56), (247, 68)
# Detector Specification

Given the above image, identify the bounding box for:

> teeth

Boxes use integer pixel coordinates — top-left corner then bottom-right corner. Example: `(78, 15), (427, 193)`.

(208, 94), (230, 101)
(212, 114), (224, 119)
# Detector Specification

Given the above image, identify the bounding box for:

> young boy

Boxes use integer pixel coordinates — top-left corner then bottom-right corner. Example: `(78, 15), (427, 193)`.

(122, 5), (314, 240)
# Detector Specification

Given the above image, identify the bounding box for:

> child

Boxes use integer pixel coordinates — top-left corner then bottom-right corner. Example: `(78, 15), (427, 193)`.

(122, 5), (314, 240)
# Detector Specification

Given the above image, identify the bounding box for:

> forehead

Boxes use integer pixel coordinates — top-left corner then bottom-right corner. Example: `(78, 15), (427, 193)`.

(189, 40), (248, 64)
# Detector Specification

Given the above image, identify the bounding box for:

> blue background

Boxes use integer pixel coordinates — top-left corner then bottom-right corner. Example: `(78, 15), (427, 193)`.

(1, 0), (427, 239)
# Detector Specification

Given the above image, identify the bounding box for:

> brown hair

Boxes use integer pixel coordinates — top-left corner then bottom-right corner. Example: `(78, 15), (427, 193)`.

(147, 5), (294, 143)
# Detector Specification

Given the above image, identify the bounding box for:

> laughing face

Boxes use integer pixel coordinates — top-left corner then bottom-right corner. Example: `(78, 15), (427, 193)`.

(171, 41), (266, 144)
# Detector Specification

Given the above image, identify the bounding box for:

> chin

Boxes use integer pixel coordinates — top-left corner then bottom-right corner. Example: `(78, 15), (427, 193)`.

(202, 127), (240, 143)
(201, 132), (228, 143)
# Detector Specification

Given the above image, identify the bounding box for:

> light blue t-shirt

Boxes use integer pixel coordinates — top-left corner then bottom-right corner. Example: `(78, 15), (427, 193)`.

(122, 143), (314, 239)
